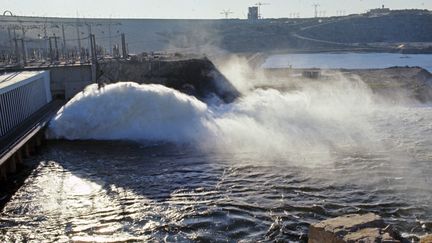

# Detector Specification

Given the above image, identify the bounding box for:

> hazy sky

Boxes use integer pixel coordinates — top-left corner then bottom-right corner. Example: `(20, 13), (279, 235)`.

(0, 0), (430, 19)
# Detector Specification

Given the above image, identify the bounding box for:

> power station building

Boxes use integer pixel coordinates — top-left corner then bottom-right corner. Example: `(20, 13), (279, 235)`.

(248, 7), (259, 20)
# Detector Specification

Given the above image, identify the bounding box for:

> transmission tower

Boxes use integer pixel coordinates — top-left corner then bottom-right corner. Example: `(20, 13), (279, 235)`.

(220, 9), (234, 19)
(312, 3), (320, 18)
(255, 2), (270, 19)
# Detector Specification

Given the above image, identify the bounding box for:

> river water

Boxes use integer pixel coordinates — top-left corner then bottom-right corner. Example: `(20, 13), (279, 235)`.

(1, 63), (432, 242)
(1, 115), (432, 242)
(262, 53), (432, 72)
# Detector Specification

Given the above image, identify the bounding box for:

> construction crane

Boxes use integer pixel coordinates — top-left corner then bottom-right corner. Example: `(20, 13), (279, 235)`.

(312, 3), (320, 18)
(220, 9), (234, 19)
(255, 2), (270, 19)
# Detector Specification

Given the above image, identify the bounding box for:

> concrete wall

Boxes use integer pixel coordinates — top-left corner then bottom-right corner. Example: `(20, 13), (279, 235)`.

(49, 65), (93, 99)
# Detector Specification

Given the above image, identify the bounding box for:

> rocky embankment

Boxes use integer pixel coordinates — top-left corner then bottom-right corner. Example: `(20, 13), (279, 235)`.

(262, 67), (432, 103)
(346, 67), (432, 102)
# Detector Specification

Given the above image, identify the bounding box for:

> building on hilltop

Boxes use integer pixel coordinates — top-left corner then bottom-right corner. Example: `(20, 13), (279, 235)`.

(367, 5), (391, 16)
(366, 5), (431, 17)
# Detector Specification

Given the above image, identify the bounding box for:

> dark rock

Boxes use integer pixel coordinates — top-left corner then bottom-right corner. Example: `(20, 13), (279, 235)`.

(98, 56), (240, 103)
(420, 234), (432, 243)
(308, 213), (404, 243)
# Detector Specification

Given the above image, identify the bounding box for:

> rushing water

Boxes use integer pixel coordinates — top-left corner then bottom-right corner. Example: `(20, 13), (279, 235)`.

(1, 66), (432, 241)
(262, 53), (432, 72)
(0, 118), (432, 242)
(1, 109), (432, 241)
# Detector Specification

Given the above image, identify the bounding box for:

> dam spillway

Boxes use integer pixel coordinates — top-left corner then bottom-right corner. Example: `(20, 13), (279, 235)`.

(1, 3), (432, 241)
(0, 56), (239, 182)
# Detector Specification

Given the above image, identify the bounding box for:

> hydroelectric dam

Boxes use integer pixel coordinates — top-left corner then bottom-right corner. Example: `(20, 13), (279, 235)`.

(2, 5), (432, 241)
(1, 52), (432, 241)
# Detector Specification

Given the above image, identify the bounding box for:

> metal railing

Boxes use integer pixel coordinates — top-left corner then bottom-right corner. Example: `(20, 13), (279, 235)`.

(0, 71), (51, 137)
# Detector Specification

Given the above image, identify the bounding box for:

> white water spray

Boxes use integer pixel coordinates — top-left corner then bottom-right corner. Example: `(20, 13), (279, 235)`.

(48, 66), (388, 165)
(48, 83), (209, 143)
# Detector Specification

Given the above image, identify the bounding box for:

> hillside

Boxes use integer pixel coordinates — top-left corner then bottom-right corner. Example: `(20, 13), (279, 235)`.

(299, 11), (432, 44)
(0, 10), (431, 54)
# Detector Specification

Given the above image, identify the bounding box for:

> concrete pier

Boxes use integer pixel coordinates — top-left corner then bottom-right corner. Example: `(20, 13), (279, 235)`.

(0, 71), (63, 181)
(0, 100), (64, 181)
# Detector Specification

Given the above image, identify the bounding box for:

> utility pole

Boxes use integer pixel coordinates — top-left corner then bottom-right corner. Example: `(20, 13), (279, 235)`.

(86, 23), (93, 62)
(48, 37), (53, 61)
(319, 11), (326, 17)
(20, 38), (26, 66)
(48, 35), (61, 62)
(289, 12), (299, 18)
(121, 33), (128, 59)
(89, 34), (98, 85)
(43, 18), (48, 61)
(43, 18), (48, 38)
(6, 27), (12, 63)
(61, 24), (66, 58)
(13, 38), (26, 66)
(76, 18), (82, 60)
(13, 38), (19, 64)
(7, 27), (13, 51)
(89, 34), (97, 63)
(53, 34), (59, 61)
(312, 3), (320, 18)
(13, 29), (19, 64)
(20, 23), (27, 63)
(108, 15), (112, 56)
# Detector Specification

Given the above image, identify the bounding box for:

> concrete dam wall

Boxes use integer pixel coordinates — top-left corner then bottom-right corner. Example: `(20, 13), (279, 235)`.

(1, 10), (431, 54)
